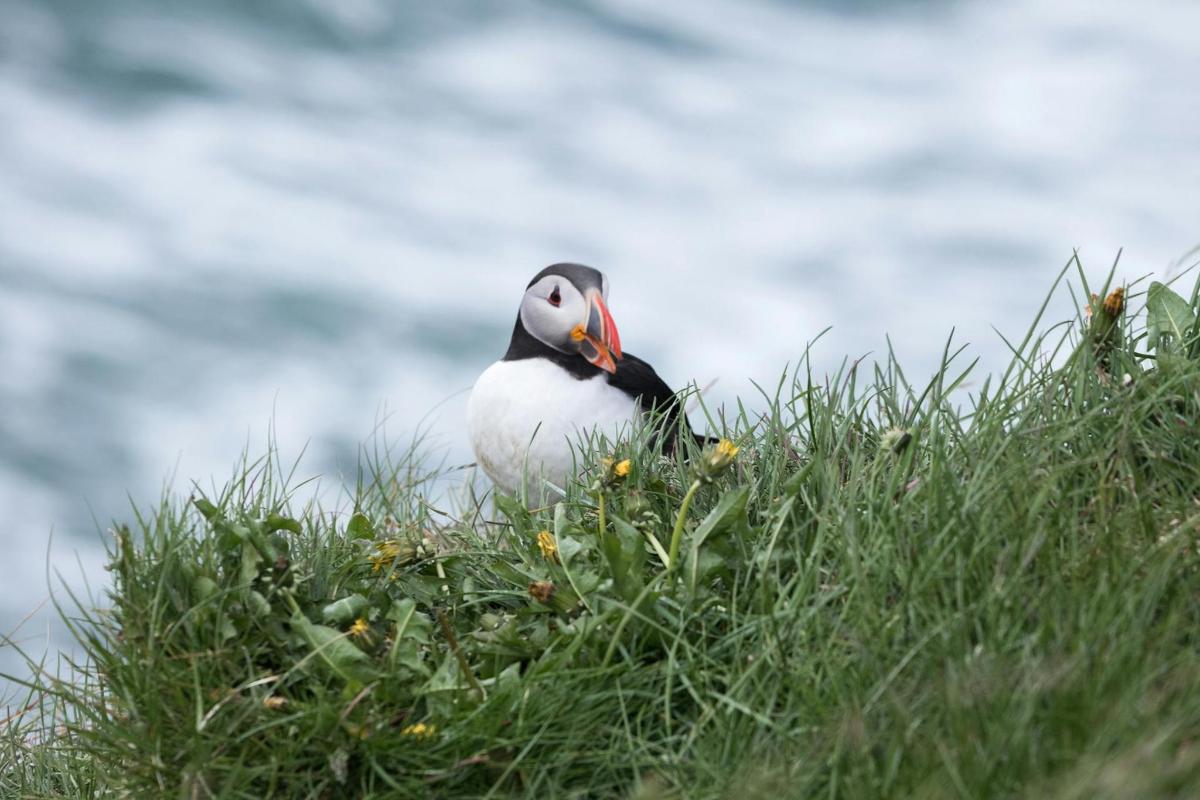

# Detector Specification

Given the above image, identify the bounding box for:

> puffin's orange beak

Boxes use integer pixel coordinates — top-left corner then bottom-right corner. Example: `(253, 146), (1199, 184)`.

(572, 290), (622, 373)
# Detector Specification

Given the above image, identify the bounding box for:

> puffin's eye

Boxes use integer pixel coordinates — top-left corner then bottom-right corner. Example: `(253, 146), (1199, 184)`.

(548, 287), (562, 307)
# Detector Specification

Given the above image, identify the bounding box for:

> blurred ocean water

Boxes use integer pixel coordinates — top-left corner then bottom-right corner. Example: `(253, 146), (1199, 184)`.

(1, 0), (1198, 688)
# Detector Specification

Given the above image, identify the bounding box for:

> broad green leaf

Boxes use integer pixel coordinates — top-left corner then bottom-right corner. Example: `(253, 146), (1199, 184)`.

(692, 487), (750, 551)
(556, 534), (585, 567)
(345, 512), (375, 540)
(245, 590), (271, 617)
(386, 598), (432, 675)
(192, 576), (218, 602)
(781, 460), (817, 497)
(689, 487), (750, 594)
(553, 502), (589, 566)
(423, 652), (469, 717)
(608, 517), (646, 600)
(192, 497), (220, 521)
(265, 513), (302, 535)
(322, 593), (369, 624)
(289, 611), (377, 684)
(217, 614), (237, 643)
(1147, 281), (1196, 355)
(239, 541), (263, 586)
(494, 493), (533, 533)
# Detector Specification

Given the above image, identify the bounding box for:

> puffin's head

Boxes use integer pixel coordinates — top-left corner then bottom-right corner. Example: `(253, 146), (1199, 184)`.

(519, 263), (623, 373)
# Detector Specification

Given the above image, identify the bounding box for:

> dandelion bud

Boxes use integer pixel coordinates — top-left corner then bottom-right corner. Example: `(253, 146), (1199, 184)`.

(698, 439), (739, 481)
(401, 722), (437, 740)
(1089, 286), (1125, 368)
(625, 491), (660, 528)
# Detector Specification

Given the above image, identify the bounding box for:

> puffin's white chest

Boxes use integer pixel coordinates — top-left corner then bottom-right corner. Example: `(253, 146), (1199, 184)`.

(467, 359), (639, 496)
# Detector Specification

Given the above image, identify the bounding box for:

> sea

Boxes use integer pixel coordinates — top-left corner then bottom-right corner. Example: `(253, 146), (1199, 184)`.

(2, 0), (1198, 695)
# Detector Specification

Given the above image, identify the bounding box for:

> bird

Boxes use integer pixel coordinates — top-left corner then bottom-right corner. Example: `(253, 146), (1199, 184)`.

(468, 263), (706, 498)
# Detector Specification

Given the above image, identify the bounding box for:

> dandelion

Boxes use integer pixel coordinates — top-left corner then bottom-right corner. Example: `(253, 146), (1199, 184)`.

(401, 722), (437, 739)
(697, 439), (740, 481)
(536, 530), (558, 561)
(663, 439), (742, 574)
(528, 580), (556, 604)
(880, 427), (912, 455)
(1089, 285), (1125, 368)
(596, 456), (632, 489)
(1103, 287), (1125, 317)
(348, 618), (370, 638)
(370, 538), (416, 573)
(710, 439), (739, 469)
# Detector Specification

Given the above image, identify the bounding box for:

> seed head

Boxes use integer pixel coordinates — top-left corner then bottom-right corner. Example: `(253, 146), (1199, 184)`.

(1103, 287), (1125, 317)
(528, 580), (556, 604)
(880, 427), (912, 455)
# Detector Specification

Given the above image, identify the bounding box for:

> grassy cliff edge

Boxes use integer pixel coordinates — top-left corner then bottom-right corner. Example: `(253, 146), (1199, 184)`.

(4, 261), (1200, 798)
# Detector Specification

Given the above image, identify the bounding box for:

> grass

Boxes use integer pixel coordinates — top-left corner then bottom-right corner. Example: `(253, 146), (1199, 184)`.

(4, 256), (1200, 798)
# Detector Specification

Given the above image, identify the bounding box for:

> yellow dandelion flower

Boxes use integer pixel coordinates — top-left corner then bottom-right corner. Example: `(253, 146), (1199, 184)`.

(536, 530), (558, 561)
(597, 456), (631, 488)
(370, 538), (418, 573)
(401, 722), (437, 739)
(348, 617), (370, 638)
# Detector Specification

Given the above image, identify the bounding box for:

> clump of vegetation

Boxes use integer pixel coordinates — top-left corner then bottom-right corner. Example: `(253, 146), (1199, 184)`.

(4, 259), (1200, 798)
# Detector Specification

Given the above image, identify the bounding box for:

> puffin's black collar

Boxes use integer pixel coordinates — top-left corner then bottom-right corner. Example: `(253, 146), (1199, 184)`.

(502, 317), (603, 381)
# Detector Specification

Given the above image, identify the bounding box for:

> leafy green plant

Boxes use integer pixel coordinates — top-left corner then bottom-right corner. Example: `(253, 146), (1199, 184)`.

(4, 256), (1200, 798)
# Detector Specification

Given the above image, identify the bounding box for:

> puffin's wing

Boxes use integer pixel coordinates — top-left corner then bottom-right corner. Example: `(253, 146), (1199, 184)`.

(608, 352), (709, 448)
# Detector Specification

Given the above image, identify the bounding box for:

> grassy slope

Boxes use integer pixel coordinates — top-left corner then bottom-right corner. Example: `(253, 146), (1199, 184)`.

(4, 263), (1200, 799)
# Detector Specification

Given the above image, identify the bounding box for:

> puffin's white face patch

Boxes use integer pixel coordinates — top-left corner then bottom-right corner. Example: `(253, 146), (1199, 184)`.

(520, 276), (588, 353)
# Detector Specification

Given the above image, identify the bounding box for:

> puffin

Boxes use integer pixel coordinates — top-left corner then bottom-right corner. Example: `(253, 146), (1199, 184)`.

(468, 263), (705, 497)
